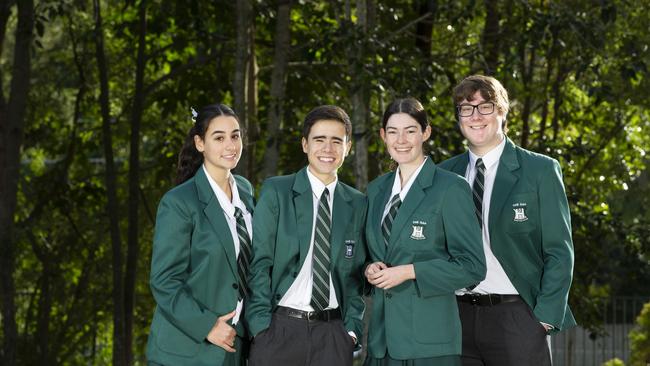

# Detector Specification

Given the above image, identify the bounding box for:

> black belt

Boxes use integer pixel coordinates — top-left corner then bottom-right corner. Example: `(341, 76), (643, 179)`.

(457, 293), (522, 306)
(274, 306), (341, 322)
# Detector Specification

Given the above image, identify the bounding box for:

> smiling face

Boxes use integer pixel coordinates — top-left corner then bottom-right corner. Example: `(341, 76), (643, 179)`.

(194, 115), (242, 175)
(458, 90), (505, 156)
(302, 119), (351, 184)
(380, 113), (431, 169)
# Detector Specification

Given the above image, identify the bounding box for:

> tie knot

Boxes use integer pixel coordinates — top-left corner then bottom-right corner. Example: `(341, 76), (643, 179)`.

(234, 206), (244, 219)
(390, 193), (401, 206)
(321, 188), (330, 201)
(475, 158), (484, 169)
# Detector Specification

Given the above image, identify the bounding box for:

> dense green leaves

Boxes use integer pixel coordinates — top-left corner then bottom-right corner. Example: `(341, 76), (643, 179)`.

(2, 0), (649, 364)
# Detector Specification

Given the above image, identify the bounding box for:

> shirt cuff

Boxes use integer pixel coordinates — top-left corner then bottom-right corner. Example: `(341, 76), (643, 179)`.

(540, 322), (554, 330)
(347, 331), (357, 344)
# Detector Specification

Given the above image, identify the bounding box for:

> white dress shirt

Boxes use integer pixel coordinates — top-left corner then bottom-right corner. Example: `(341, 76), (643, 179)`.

(382, 156), (428, 222)
(203, 165), (253, 324)
(279, 168), (340, 311)
(456, 137), (519, 295)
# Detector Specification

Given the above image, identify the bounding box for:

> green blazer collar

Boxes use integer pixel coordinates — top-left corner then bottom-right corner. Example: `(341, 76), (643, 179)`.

(194, 167), (238, 277)
(386, 158), (437, 257)
(235, 175), (255, 214)
(370, 173), (393, 260)
(292, 168), (315, 266)
(330, 182), (353, 265)
(489, 137), (521, 231)
(447, 151), (470, 176)
(292, 167), (352, 267)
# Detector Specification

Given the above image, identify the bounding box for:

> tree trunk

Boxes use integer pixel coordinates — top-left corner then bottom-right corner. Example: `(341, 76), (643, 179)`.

(124, 1), (146, 364)
(537, 55), (553, 147)
(519, 44), (535, 149)
(349, 0), (374, 192)
(246, 23), (259, 183)
(0, 1), (34, 365)
(263, 0), (292, 178)
(233, 0), (250, 177)
(551, 62), (568, 142)
(93, 1), (125, 365)
(32, 242), (52, 366)
(414, 0), (436, 57)
(482, 0), (500, 74)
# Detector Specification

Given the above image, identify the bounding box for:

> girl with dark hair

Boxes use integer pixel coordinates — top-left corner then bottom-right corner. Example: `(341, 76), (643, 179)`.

(147, 104), (254, 366)
(363, 98), (486, 366)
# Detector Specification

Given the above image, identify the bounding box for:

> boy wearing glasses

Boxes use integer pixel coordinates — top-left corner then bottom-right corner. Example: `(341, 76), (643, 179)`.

(439, 75), (576, 366)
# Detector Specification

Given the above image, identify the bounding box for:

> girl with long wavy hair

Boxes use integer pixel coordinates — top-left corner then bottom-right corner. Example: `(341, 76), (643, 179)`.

(146, 104), (254, 366)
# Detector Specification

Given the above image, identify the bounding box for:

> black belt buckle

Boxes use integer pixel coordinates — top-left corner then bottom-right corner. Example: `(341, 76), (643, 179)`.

(468, 293), (482, 305)
(306, 310), (317, 321)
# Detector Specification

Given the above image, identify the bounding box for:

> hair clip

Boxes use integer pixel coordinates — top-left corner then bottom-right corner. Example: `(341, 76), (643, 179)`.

(191, 107), (198, 123)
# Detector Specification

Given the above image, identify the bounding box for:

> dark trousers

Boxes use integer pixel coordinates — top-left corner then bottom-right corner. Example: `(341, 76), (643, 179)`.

(248, 310), (355, 366)
(364, 354), (460, 366)
(457, 297), (551, 366)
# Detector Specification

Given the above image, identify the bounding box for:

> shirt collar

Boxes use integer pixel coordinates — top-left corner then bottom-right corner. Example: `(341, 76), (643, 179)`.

(391, 156), (428, 198)
(468, 136), (506, 171)
(306, 167), (337, 201)
(202, 164), (245, 217)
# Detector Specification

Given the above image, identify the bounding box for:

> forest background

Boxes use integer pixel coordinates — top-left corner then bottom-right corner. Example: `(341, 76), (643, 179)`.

(1, 0), (649, 365)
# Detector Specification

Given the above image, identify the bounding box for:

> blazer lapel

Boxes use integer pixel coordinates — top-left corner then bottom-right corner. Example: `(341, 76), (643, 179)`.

(489, 138), (520, 234)
(450, 151), (470, 176)
(237, 180), (255, 214)
(371, 173), (393, 259)
(292, 168), (314, 267)
(330, 184), (352, 264)
(195, 168), (238, 276)
(387, 159), (436, 257)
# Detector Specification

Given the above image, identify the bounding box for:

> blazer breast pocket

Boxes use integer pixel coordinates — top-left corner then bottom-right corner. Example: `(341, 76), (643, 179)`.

(503, 192), (538, 234)
(337, 235), (360, 269)
(403, 214), (443, 253)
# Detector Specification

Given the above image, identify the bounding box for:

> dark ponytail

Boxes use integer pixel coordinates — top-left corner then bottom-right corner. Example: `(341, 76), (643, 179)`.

(175, 103), (240, 185)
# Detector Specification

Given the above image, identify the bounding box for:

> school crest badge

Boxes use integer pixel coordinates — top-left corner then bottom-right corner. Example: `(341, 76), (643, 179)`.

(512, 202), (529, 222)
(410, 225), (426, 240)
(344, 240), (355, 258)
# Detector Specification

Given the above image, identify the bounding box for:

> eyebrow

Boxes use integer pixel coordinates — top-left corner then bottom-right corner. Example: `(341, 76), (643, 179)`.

(210, 129), (241, 135)
(385, 126), (419, 130)
(311, 135), (344, 142)
(459, 100), (487, 105)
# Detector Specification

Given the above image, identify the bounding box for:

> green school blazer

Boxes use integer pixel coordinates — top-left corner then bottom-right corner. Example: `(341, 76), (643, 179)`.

(245, 167), (367, 342)
(439, 138), (576, 333)
(146, 167), (255, 366)
(365, 158), (486, 360)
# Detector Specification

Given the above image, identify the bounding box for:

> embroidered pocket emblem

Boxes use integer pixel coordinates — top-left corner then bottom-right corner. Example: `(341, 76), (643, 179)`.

(512, 202), (529, 222)
(344, 240), (355, 258)
(410, 225), (426, 240)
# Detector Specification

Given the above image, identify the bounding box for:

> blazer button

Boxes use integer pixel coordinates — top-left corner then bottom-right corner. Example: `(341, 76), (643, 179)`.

(292, 272), (298, 278)
(385, 292), (392, 299)
(232, 283), (239, 290)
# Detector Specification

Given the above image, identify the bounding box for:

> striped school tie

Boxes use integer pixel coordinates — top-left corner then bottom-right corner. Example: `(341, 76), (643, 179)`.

(381, 193), (402, 246)
(235, 207), (252, 299)
(310, 188), (332, 311)
(472, 158), (485, 228)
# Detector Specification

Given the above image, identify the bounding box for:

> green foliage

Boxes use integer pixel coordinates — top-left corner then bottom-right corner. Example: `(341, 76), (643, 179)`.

(629, 302), (650, 366)
(603, 358), (625, 366)
(2, 0), (649, 364)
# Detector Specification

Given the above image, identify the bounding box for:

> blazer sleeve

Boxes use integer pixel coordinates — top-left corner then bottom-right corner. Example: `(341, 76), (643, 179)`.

(149, 192), (218, 343)
(533, 160), (574, 329)
(413, 179), (487, 297)
(245, 181), (279, 337)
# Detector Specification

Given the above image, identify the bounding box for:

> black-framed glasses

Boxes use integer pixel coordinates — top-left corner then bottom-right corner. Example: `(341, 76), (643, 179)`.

(457, 102), (495, 117)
